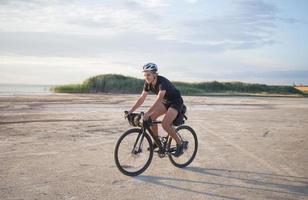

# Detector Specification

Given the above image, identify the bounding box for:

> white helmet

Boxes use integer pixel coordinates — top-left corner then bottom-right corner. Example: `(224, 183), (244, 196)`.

(142, 63), (158, 72)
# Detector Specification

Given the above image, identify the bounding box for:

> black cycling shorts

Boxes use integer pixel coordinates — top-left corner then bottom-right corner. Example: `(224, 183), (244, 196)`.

(162, 98), (183, 114)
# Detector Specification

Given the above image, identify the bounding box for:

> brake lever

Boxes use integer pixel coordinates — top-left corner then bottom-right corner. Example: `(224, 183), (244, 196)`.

(140, 112), (145, 121)
(124, 111), (129, 119)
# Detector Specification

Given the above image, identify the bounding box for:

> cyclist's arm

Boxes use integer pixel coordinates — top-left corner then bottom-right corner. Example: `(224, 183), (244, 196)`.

(147, 90), (166, 114)
(129, 90), (148, 113)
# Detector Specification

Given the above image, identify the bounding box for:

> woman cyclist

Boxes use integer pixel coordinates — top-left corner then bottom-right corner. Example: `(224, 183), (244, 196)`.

(127, 63), (187, 157)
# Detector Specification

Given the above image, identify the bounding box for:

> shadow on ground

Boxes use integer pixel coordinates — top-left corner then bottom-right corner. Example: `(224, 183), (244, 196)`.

(135, 167), (308, 199)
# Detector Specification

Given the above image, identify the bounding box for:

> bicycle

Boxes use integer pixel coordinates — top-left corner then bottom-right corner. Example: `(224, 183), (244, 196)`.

(114, 111), (198, 176)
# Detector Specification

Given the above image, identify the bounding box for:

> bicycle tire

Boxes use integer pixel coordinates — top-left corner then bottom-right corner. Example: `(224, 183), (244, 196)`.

(114, 128), (153, 176)
(168, 125), (198, 168)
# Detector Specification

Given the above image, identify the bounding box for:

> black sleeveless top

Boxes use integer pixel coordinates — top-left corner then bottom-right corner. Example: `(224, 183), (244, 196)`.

(143, 75), (182, 103)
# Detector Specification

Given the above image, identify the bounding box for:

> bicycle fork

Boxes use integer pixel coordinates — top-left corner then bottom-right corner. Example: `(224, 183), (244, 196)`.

(132, 132), (144, 154)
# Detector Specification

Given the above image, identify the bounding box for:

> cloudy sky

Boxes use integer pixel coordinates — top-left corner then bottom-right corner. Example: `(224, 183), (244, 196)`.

(0, 0), (307, 85)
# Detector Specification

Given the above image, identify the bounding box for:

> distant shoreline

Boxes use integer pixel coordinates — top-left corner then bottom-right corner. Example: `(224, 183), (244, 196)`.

(0, 84), (54, 96)
(51, 74), (308, 98)
(0, 83), (307, 98)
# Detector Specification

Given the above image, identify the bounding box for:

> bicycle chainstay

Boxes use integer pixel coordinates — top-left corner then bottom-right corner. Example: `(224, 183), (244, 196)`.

(152, 136), (177, 158)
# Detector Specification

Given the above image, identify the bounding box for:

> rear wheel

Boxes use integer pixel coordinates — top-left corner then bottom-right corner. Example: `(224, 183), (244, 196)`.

(114, 128), (153, 176)
(168, 125), (198, 168)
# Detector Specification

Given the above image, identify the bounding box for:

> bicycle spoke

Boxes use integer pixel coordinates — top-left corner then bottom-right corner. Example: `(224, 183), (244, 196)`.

(115, 129), (153, 176)
(168, 125), (198, 168)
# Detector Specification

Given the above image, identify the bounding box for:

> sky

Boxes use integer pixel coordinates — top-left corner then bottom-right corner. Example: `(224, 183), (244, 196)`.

(0, 0), (308, 85)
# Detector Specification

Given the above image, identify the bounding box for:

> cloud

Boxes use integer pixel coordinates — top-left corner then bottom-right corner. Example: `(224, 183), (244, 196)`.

(185, 0), (199, 4)
(0, 30), (232, 58)
(178, 0), (283, 50)
(0, 0), (174, 39)
(0, 0), (300, 54)
(0, 0), (306, 85)
(0, 0), (285, 58)
(125, 0), (170, 8)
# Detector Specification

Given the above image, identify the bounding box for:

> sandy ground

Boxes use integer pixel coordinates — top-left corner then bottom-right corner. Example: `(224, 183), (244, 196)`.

(0, 93), (307, 200)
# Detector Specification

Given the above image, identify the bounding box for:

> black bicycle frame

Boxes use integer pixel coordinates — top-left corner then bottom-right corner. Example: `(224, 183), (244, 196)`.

(133, 119), (168, 152)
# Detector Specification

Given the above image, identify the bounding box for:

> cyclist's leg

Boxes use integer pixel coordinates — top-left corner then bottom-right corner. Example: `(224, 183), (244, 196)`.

(162, 107), (181, 144)
(150, 102), (167, 138)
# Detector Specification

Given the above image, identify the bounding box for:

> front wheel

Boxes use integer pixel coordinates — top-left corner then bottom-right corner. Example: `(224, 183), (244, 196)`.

(114, 128), (153, 176)
(168, 125), (198, 168)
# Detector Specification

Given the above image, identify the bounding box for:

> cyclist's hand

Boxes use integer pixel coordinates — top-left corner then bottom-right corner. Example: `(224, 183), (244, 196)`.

(124, 110), (132, 119)
(143, 112), (151, 120)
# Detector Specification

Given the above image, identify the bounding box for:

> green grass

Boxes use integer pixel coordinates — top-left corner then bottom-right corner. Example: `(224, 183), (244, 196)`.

(52, 74), (305, 97)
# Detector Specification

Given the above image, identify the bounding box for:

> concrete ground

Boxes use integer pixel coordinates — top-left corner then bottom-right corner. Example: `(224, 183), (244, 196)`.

(0, 94), (307, 200)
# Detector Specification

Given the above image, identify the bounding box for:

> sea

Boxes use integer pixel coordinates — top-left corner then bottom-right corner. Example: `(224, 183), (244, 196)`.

(0, 84), (56, 96)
